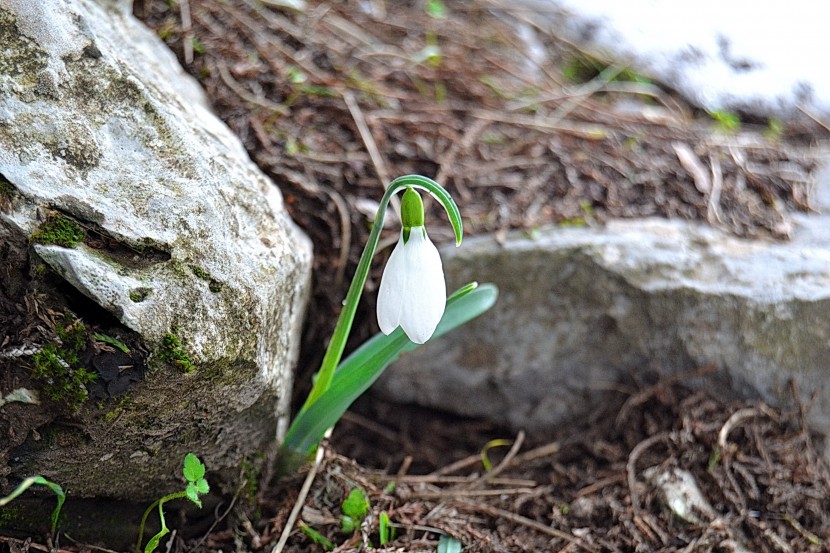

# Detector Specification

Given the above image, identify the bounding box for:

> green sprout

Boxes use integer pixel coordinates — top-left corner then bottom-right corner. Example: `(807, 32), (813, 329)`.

(129, 288), (150, 302)
(136, 453), (209, 553)
(765, 117), (784, 141)
(0, 475), (65, 537)
(378, 511), (394, 545)
(562, 54), (651, 85)
(299, 522), (334, 551)
(480, 438), (512, 471)
(278, 175), (498, 473)
(709, 109), (741, 132)
(340, 487), (370, 533)
(190, 36), (206, 55)
(94, 332), (130, 353)
(286, 65), (307, 84)
(425, 0), (447, 18)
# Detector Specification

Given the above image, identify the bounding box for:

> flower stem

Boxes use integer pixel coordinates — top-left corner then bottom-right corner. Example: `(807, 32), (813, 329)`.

(135, 491), (187, 553)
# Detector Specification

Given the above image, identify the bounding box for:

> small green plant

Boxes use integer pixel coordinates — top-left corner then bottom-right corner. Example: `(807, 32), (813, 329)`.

(765, 117), (784, 141)
(340, 487), (370, 533)
(425, 0), (447, 18)
(190, 36), (206, 55)
(136, 453), (209, 553)
(93, 332), (130, 353)
(480, 438), (512, 471)
(709, 109), (741, 133)
(278, 175), (498, 473)
(300, 521), (334, 550)
(378, 511), (394, 545)
(0, 475), (65, 537)
(157, 327), (193, 372)
(286, 65), (307, 84)
(31, 214), (85, 248)
(558, 201), (594, 228)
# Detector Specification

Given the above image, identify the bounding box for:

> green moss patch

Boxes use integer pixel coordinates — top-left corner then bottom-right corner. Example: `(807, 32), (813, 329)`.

(31, 317), (97, 410)
(32, 215), (86, 248)
(190, 265), (223, 293)
(129, 288), (151, 302)
(158, 327), (194, 373)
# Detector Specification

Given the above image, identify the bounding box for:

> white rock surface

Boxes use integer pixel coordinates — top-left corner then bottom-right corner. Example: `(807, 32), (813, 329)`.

(378, 163), (830, 450)
(0, 0), (311, 498)
(501, 0), (830, 119)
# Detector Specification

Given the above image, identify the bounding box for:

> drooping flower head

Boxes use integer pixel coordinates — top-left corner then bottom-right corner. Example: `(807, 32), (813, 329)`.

(376, 187), (446, 344)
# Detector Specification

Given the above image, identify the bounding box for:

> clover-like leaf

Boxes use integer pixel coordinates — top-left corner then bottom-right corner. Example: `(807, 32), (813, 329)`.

(195, 478), (210, 494)
(182, 453), (205, 483)
(185, 482), (202, 508)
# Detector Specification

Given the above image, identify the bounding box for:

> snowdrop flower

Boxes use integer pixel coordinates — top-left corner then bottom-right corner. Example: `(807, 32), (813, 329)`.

(377, 187), (446, 344)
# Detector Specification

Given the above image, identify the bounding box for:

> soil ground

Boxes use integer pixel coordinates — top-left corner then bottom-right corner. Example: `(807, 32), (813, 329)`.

(3, 0), (830, 551)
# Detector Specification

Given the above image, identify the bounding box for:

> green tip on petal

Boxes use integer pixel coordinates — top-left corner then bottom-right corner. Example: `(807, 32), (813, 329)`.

(401, 187), (425, 229)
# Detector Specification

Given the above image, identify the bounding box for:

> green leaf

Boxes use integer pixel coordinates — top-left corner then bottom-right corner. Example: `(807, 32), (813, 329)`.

(426, 0), (447, 18)
(144, 527), (169, 553)
(379, 511), (392, 545)
(341, 487), (370, 520)
(0, 475), (65, 537)
(185, 483), (202, 507)
(300, 522), (334, 551)
(340, 515), (356, 534)
(438, 535), (462, 553)
(182, 453), (205, 482)
(480, 438), (512, 471)
(93, 332), (130, 353)
(195, 478), (210, 494)
(281, 283), (498, 457)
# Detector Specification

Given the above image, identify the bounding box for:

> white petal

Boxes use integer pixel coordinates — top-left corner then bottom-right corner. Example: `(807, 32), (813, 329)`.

(398, 228), (446, 344)
(376, 232), (408, 335)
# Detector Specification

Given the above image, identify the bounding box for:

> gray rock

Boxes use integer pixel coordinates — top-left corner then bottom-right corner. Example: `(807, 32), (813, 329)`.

(0, 0), (311, 499)
(378, 169), (830, 449)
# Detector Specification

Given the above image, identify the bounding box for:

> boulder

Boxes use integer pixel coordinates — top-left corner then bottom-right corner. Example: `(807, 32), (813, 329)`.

(0, 0), (311, 505)
(378, 162), (830, 452)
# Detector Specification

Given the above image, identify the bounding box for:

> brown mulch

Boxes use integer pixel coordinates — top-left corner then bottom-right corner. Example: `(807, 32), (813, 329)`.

(213, 373), (829, 553)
